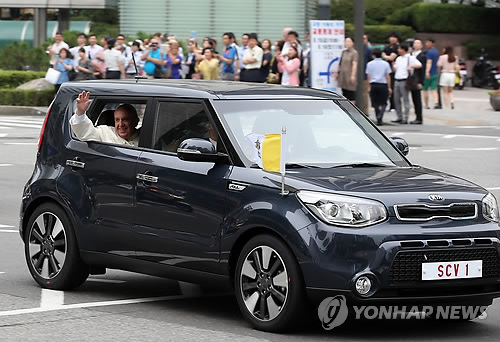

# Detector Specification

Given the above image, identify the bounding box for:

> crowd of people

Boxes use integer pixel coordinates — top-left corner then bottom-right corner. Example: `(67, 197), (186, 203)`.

(46, 29), (459, 124)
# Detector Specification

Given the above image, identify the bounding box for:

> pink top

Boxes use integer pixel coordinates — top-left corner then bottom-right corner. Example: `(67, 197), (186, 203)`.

(437, 55), (458, 73)
(278, 57), (301, 86)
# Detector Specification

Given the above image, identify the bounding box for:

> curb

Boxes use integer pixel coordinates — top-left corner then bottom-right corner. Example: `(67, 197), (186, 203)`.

(0, 106), (48, 116)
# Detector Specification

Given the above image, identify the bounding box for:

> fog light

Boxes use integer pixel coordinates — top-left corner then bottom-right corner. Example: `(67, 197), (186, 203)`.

(355, 276), (372, 295)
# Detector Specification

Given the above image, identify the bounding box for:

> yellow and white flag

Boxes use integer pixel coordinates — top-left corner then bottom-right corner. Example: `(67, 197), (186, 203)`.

(247, 129), (286, 174)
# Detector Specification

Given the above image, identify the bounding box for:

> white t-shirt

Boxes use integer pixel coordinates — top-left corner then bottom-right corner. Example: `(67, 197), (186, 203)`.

(103, 49), (122, 71)
(87, 44), (103, 61)
(243, 46), (263, 70)
(394, 54), (421, 80)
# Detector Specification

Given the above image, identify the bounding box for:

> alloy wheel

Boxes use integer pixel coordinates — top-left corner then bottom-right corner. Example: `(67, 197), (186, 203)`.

(28, 212), (67, 279)
(240, 245), (289, 321)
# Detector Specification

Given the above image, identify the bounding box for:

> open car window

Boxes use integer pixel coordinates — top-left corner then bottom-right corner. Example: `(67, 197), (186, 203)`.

(153, 101), (223, 154)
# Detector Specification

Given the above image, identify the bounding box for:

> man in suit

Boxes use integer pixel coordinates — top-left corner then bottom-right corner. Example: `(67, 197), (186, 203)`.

(410, 39), (427, 124)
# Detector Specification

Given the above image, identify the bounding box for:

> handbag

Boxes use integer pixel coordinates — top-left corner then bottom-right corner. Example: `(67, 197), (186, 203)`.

(45, 67), (61, 84)
(405, 56), (419, 90)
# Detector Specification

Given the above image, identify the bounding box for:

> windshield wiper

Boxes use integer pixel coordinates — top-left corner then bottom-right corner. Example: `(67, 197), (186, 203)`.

(328, 162), (392, 168)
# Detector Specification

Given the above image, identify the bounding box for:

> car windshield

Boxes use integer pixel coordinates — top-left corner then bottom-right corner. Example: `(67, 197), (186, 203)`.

(214, 99), (410, 168)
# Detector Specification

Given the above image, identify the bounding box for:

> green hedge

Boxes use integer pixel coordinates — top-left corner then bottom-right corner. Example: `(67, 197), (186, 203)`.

(331, 0), (422, 24)
(345, 24), (416, 44)
(464, 39), (500, 60)
(0, 88), (54, 106)
(388, 3), (500, 34)
(0, 70), (47, 88)
(0, 42), (50, 71)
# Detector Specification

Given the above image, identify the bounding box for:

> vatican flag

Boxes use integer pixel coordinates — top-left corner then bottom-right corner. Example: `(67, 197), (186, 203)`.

(246, 128), (286, 175)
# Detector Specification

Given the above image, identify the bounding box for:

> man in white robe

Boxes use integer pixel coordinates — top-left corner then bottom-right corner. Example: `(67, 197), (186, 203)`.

(70, 91), (140, 146)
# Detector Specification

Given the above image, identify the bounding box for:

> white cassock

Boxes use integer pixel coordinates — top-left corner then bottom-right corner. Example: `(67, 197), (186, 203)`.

(70, 113), (140, 147)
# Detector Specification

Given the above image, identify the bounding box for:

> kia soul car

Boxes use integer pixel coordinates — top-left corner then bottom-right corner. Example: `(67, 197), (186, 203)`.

(21, 80), (500, 332)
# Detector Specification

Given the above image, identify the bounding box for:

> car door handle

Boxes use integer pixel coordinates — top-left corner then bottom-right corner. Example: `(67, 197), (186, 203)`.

(136, 174), (158, 183)
(66, 159), (85, 169)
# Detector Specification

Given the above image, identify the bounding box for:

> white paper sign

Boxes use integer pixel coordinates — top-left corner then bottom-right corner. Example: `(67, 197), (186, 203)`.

(310, 20), (345, 94)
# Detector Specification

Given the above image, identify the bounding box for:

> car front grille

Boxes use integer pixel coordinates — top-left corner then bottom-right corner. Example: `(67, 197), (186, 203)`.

(394, 203), (477, 221)
(388, 248), (500, 284)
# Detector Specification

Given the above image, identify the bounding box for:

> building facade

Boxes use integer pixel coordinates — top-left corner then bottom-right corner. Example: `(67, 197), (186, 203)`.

(120, 0), (316, 44)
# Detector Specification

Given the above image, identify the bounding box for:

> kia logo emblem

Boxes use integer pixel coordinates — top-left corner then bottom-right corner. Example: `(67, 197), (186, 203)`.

(428, 194), (445, 201)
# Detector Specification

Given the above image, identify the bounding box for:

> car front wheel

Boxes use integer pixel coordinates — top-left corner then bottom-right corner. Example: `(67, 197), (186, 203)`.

(24, 203), (89, 290)
(234, 234), (307, 332)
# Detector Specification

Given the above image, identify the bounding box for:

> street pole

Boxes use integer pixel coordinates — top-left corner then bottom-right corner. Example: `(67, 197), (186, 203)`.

(33, 8), (47, 48)
(354, 0), (365, 110)
(318, 0), (331, 20)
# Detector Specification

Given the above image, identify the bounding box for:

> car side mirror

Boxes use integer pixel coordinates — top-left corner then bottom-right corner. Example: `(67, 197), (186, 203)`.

(177, 138), (219, 162)
(390, 136), (409, 156)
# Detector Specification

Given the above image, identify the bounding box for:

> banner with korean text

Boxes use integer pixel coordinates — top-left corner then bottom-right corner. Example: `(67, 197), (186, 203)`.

(310, 20), (345, 94)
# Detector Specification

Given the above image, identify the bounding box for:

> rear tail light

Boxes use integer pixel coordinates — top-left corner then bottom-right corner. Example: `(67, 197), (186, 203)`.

(38, 101), (53, 152)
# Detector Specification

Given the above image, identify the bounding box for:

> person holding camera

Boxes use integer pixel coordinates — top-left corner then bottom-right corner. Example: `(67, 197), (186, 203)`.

(141, 38), (166, 79)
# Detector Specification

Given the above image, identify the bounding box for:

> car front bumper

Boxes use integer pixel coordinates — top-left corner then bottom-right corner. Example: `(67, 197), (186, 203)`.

(297, 218), (500, 305)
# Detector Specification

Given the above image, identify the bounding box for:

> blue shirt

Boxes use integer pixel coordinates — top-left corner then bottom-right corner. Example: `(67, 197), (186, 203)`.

(55, 58), (73, 85)
(426, 48), (439, 75)
(166, 55), (183, 79)
(366, 58), (392, 84)
(221, 46), (236, 74)
(144, 49), (164, 76)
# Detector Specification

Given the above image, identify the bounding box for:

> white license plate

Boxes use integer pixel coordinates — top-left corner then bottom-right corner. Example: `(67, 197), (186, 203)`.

(459, 70), (467, 75)
(495, 74), (500, 80)
(422, 260), (482, 280)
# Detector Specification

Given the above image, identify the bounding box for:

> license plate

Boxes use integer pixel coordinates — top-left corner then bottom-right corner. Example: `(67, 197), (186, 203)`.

(459, 70), (467, 75)
(422, 260), (482, 280)
(495, 74), (500, 80)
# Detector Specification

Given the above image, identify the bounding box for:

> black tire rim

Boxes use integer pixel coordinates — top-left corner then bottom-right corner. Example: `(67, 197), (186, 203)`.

(28, 212), (67, 280)
(240, 245), (289, 321)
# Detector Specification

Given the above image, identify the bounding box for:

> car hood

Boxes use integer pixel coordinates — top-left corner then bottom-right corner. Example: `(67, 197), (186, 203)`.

(285, 166), (487, 212)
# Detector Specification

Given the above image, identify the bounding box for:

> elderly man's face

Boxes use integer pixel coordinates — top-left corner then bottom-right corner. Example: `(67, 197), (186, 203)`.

(114, 107), (137, 140)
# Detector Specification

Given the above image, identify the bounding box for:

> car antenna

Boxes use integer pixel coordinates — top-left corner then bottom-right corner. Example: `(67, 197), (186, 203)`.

(132, 49), (147, 83)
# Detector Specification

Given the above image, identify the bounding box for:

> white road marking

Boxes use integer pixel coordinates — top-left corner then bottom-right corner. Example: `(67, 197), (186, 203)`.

(0, 224), (14, 228)
(0, 230), (18, 233)
(0, 294), (197, 317)
(3, 142), (37, 145)
(0, 122), (42, 129)
(0, 133), (8, 137)
(0, 164), (13, 167)
(86, 278), (126, 284)
(388, 132), (500, 140)
(455, 147), (498, 151)
(443, 135), (457, 139)
(40, 289), (64, 309)
(0, 118), (45, 124)
(487, 187), (500, 190)
(456, 126), (500, 129)
(389, 132), (406, 136)
(0, 272), (5, 275)
(0, 126), (13, 130)
(454, 98), (489, 102)
(422, 149), (452, 152)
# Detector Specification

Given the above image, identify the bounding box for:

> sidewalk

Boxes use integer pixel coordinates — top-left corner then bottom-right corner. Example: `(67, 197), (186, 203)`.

(376, 87), (500, 128)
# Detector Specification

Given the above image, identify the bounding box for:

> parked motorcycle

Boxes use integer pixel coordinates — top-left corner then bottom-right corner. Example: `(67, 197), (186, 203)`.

(455, 58), (468, 90)
(471, 50), (500, 90)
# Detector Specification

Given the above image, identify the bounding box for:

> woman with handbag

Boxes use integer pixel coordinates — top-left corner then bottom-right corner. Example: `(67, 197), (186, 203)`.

(54, 48), (74, 93)
(437, 46), (459, 110)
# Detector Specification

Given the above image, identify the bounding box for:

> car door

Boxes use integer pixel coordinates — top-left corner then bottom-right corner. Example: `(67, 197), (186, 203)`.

(134, 99), (231, 274)
(57, 96), (153, 256)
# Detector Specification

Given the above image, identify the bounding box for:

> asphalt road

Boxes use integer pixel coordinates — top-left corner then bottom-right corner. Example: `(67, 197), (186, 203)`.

(1, 94), (500, 341)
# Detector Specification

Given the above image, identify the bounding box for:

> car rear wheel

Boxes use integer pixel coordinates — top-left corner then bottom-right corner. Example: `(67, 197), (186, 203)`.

(24, 203), (89, 290)
(234, 234), (307, 332)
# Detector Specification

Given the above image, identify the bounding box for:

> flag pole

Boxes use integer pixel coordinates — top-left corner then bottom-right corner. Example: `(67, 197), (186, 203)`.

(280, 126), (289, 196)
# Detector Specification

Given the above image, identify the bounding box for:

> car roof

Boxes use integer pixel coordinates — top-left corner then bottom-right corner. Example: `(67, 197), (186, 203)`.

(61, 79), (345, 100)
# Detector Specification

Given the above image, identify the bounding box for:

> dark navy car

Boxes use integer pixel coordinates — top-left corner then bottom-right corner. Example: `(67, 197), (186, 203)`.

(21, 80), (500, 332)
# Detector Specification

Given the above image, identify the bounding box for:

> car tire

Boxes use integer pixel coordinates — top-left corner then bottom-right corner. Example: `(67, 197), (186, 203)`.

(24, 203), (89, 290)
(234, 234), (307, 332)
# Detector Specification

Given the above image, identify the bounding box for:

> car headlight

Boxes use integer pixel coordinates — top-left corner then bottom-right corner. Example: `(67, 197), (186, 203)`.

(482, 193), (499, 223)
(296, 191), (387, 228)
